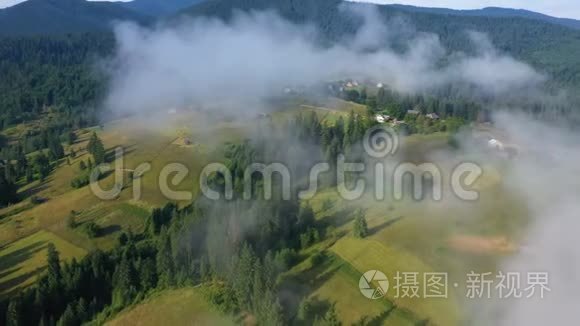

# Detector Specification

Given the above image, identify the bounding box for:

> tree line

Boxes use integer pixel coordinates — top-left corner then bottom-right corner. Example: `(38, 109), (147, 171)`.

(1, 194), (333, 325)
(0, 130), (107, 208)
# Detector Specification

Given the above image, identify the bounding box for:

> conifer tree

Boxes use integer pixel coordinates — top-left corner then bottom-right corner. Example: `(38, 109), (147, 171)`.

(5, 297), (22, 326)
(156, 228), (175, 287)
(0, 170), (18, 207)
(112, 253), (138, 306)
(232, 243), (255, 310)
(46, 244), (61, 291)
(56, 303), (76, 326)
(86, 132), (106, 165)
(33, 152), (51, 181)
(324, 303), (341, 326)
(139, 258), (157, 291)
(352, 209), (368, 239)
(75, 298), (87, 322)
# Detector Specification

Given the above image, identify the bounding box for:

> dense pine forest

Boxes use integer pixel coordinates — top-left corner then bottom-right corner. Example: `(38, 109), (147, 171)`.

(0, 33), (115, 128)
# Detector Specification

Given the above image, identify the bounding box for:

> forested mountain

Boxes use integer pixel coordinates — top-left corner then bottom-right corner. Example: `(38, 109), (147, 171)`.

(388, 5), (580, 30)
(121, 0), (206, 17)
(180, 0), (580, 89)
(2, 0), (580, 131)
(0, 33), (115, 128)
(0, 0), (149, 36)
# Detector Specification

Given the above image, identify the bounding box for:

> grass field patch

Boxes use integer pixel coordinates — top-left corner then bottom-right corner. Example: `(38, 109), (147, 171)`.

(0, 230), (86, 297)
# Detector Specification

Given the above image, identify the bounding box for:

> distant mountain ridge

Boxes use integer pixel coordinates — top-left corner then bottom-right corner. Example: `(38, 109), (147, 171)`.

(1, 0), (580, 37)
(0, 0), (149, 36)
(121, 0), (205, 17)
(386, 4), (580, 30)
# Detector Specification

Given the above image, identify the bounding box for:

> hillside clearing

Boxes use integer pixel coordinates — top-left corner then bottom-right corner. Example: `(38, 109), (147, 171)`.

(106, 287), (235, 326)
(0, 230), (86, 297)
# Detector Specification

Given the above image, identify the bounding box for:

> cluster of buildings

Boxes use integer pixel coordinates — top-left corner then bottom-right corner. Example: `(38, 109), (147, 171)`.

(374, 110), (440, 125)
(332, 80), (361, 93)
(374, 114), (407, 126)
(344, 80), (360, 88)
(487, 138), (505, 151)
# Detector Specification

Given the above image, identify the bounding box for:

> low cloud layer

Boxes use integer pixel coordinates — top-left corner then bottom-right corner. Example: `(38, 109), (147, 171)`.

(476, 112), (580, 325)
(102, 5), (545, 114)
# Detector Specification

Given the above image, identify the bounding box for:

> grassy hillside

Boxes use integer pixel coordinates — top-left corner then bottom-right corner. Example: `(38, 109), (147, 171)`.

(282, 251), (419, 325)
(0, 100), (352, 301)
(0, 100), (535, 324)
(106, 287), (235, 326)
(0, 230), (86, 297)
(275, 131), (529, 325)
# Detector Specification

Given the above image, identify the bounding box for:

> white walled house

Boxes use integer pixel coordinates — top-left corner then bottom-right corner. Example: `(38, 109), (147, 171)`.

(375, 114), (391, 123)
(488, 139), (505, 151)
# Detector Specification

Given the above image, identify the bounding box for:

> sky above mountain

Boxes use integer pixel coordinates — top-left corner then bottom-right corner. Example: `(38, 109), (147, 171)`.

(0, 0), (579, 20)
